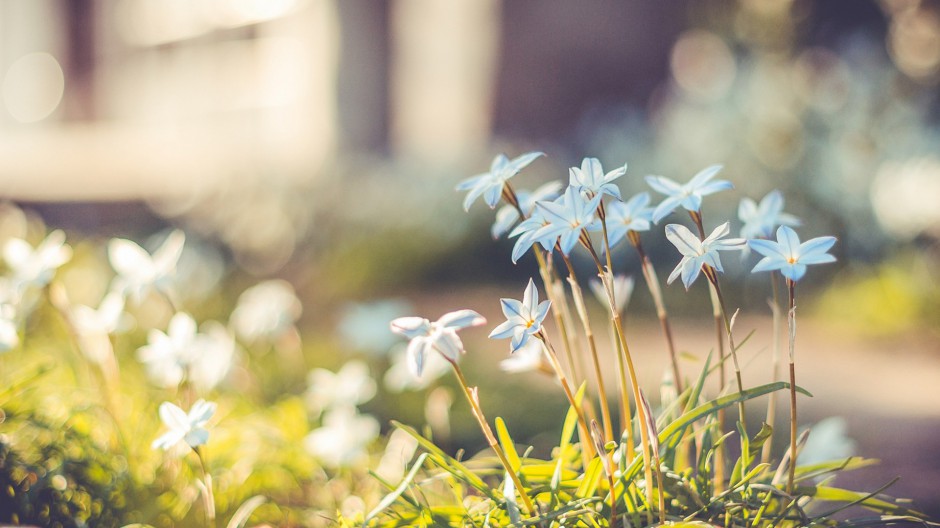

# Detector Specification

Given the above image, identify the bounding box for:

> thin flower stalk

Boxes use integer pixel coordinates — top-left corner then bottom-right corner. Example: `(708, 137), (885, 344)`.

(448, 361), (538, 516)
(579, 236), (655, 512)
(761, 271), (782, 466)
(786, 279), (797, 494)
(535, 328), (596, 462)
(629, 231), (683, 394)
(561, 254), (615, 443)
(505, 181), (583, 385)
(194, 446), (217, 528)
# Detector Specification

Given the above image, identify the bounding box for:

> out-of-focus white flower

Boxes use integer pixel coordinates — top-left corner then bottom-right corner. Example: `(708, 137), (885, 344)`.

(304, 407), (379, 468)
(188, 321), (236, 393)
(589, 274), (635, 315)
(374, 428), (419, 482)
(152, 399), (216, 450)
(306, 360), (377, 417)
(0, 303), (17, 352)
(384, 344), (449, 392)
(390, 310), (485, 376)
(109, 230), (185, 303)
(137, 312), (233, 391)
(338, 299), (412, 354)
(499, 338), (546, 374)
(797, 416), (856, 468)
(70, 292), (126, 364)
(4, 230), (71, 294)
(230, 280), (302, 343)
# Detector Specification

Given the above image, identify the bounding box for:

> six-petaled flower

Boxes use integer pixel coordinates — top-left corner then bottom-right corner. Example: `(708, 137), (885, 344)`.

(390, 310), (486, 377)
(748, 226), (836, 282)
(738, 190), (800, 240)
(152, 399), (217, 451)
(647, 165), (734, 223)
(456, 152), (544, 211)
(665, 222), (745, 290)
(489, 278), (552, 353)
(568, 157), (626, 200)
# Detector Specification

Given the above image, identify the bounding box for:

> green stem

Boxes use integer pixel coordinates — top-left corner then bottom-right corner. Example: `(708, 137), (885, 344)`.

(536, 329), (596, 463)
(194, 446), (217, 528)
(787, 279), (797, 495)
(761, 271), (782, 466)
(449, 361), (537, 516)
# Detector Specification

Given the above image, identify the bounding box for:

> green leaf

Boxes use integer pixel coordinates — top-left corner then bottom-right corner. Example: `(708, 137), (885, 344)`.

(560, 382), (587, 453)
(575, 456), (603, 499)
(390, 421), (494, 499)
(365, 452), (429, 523)
(495, 417), (522, 473)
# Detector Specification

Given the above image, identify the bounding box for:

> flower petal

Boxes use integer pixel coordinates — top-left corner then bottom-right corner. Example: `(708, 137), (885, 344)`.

(437, 310), (486, 330)
(390, 317), (431, 339)
(665, 224), (703, 257)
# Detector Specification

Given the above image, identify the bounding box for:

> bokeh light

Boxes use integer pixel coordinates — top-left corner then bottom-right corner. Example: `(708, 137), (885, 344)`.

(2, 52), (64, 123)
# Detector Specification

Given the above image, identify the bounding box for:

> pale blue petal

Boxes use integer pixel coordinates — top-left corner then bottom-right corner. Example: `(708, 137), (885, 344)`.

(680, 258), (702, 290)
(500, 298), (526, 320)
(490, 154), (510, 174)
(505, 151), (544, 175)
(751, 256), (784, 274)
(687, 164), (723, 188)
(665, 224), (703, 257)
(489, 319), (518, 339)
(625, 191), (651, 211)
(152, 429), (186, 450)
(483, 183), (503, 208)
(798, 236), (837, 259)
(432, 329), (463, 360)
(603, 164), (627, 183)
(559, 229), (581, 255)
(437, 310), (486, 330)
(598, 183), (622, 201)
(652, 196), (682, 224)
(738, 198), (757, 222)
(492, 207), (519, 239)
(455, 173), (488, 191)
(188, 400), (216, 424)
(748, 239), (787, 260)
(406, 337), (429, 376)
(510, 329), (528, 353)
(534, 299), (552, 326)
(512, 233), (537, 264)
(680, 193), (703, 212)
(390, 317), (431, 339)
(536, 199), (572, 225)
(798, 253), (836, 265)
(761, 190), (784, 214)
(522, 278), (538, 315)
(781, 263), (807, 282)
(184, 428), (209, 448)
(703, 251), (723, 273)
(463, 182), (489, 211)
(778, 212), (801, 227)
(695, 179), (734, 196)
(605, 224), (628, 248)
(667, 260), (683, 285)
(703, 222), (731, 245)
(645, 175), (682, 195)
(777, 226), (801, 256)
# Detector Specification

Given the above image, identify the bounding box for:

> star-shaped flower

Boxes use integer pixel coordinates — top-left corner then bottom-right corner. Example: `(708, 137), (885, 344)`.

(152, 399), (217, 450)
(748, 226), (836, 282)
(604, 192), (655, 248)
(489, 278), (552, 353)
(456, 151), (544, 211)
(665, 222), (745, 289)
(109, 230), (185, 303)
(568, 157), (626, 200)
(738, 190), (800, 240)
(3, 230), (72, 294)
(491, 181), (563, 239)
(508, 213), (559, 264)
(646, 165), (734, 223)
(389, 310), (486, 376)
(534, 185), (603, 256)
(306, 360), (377, 416)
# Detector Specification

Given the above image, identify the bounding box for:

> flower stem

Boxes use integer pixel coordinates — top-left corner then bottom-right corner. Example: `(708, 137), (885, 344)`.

(561, 254), (615, 443)
(631, 233), (683, 394)
(194, 446), (216, 528)
(536, 329), (596, 463)
(704, 267), (747, 432)
(761, 271), (782, 466)
(786, 279), (797, 495)
(449, 361), (537, 516)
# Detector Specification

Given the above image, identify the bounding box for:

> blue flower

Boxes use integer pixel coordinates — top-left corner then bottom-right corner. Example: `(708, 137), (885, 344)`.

(748, 226), (836, 282)
(390, 310), (486, 376)
(491, 181), (563, 239)
(646, 165), (734, 223)
(508, 213), (560, 264)
(489, 278), (552, 353)
(534, 186), (603, 256)
(665, 222), (744, 289)
(604, 192), (655, 248)
(152, 399), (216, 450)
(738, 190), (800, 240)
(456, 152), (544, 211)
(568, 157), (626, 200)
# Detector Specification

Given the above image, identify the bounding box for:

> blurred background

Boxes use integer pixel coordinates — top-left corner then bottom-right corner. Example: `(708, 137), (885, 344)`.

(1, 0), (939, 517)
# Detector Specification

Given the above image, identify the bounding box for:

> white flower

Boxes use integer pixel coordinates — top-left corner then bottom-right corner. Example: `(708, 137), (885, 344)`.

(499, 338), (545, 374)
(646, 165), (733, 223)
(230, 280), (302, 343)
(797, 417), (856, 467)
(390, 310), (485, 377)
(738, 190), (800, 240)
(589, 274), (635, 314)
(0, 304), (17, 352)
(137, 312), (233, 391)
(306, 360), (377, 416)
(4, 230), (72, 294)
(70, 292), (126, 364)
(383, 344), (450, 392)
(108, 230), (184, 303)
(152, 399), (217, 450)
(304, 407), (380, 468)
(665, 222), (745, 289)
